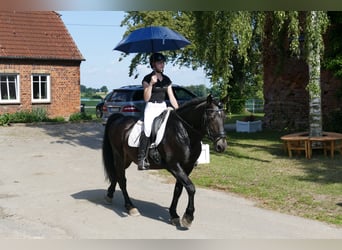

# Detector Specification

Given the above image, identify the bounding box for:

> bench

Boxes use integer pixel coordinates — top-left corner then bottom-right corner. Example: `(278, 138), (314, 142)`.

(281, 132), (342, 159)
(281, 132), (309, 158)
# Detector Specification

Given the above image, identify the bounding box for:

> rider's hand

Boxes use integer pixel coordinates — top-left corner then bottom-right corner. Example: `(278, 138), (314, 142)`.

(150, 74), (158, 85)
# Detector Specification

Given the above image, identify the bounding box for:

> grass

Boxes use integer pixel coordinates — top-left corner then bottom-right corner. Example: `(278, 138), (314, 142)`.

(157, 129), (342, 226)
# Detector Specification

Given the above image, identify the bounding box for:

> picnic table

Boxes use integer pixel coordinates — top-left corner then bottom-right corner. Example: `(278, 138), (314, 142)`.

(281, 131), (342, 159)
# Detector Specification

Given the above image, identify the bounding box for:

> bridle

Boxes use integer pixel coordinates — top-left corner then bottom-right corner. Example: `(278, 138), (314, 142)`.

(203, 107), (227, 143)
(174, 100), (227, 143)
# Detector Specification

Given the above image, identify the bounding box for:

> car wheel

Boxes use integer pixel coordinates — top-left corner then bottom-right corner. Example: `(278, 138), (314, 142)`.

(96, 108), (102, 118)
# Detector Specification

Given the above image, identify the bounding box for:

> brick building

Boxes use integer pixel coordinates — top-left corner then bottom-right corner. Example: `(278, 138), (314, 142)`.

(0, 11), (84, 119)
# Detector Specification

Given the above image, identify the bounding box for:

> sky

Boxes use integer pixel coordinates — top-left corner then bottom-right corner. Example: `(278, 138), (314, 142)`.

(59, 11), (211, 90)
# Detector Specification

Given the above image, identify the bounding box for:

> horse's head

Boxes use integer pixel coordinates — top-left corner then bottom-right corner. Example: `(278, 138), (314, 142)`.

(204, 94), (227, 153)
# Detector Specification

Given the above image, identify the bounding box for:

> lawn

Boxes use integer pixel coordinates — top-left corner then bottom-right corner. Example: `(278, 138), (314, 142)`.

(158, 129), (342, 226)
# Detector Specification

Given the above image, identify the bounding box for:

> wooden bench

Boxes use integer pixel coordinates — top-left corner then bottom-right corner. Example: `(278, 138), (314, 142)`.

(307, 132), (342, 159)
(281, 132), (342, 159)
(280, 132), (309, 158)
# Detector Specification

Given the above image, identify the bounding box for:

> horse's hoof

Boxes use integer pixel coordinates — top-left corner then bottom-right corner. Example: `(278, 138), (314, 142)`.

(170, 217), (180, 226)
(103, 195), (112, 205)
(128, 208), (140, 217)
(181, 214), (193, 228)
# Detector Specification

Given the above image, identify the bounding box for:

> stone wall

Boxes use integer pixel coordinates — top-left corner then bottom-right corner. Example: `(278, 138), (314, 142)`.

(262, 15), (342, 131)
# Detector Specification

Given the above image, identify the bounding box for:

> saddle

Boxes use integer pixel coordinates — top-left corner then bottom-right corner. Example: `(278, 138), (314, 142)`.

(128, 108), (172, 148)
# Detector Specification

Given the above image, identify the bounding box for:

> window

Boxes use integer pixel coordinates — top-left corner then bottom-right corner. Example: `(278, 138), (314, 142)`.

(31, 74), (51, 103)
(0, 74), (20, 103)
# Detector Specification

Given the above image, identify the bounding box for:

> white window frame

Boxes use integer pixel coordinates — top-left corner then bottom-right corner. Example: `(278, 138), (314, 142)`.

(31, 74), (51, 103)
(0, 74), (20, 104)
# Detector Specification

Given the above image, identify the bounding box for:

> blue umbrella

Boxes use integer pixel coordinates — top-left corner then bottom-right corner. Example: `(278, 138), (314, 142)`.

(114, 26), (191, 53)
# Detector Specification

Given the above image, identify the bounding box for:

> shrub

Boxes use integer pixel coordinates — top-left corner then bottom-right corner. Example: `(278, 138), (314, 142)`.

(8, 108), (49, 123)
(0, 113), (10, 126)
(69, 112), (92, 122)
(0, 108), (66, 126)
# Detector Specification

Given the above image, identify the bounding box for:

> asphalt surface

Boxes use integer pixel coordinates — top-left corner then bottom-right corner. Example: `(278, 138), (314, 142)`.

(0, 122), (341, 239)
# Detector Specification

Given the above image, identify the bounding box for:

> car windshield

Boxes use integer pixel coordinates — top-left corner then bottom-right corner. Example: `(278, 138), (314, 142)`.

(173, 87), (196, 101)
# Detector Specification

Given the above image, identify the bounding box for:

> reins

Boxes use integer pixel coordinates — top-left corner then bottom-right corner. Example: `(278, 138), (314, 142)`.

(173, 110), (203, 137)
(175, 103), (226, 143)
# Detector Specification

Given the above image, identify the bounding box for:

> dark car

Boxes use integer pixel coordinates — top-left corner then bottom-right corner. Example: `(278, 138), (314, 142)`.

(102, 84), (197, 124)
(95, 92), (112, 118)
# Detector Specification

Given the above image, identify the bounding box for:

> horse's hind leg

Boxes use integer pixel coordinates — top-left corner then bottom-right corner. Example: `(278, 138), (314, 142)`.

(104, 182), (116, 204)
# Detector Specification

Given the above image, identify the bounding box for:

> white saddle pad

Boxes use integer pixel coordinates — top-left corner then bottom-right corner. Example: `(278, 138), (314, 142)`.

(128, 109), (171, 148)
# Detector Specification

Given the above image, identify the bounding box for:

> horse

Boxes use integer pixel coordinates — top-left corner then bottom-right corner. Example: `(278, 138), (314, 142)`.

(102, 94), (227, 228)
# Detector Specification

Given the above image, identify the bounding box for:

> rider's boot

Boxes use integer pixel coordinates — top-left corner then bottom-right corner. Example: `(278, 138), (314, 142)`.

(137, 131), (150, 170)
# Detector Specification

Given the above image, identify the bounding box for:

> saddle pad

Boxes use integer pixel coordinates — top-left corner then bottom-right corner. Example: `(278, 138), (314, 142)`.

(128, 109), (171, 148)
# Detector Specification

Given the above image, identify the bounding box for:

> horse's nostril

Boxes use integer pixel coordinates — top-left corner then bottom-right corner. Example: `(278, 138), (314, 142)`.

(215, 140), (227, 152)
(216, 144), (222, 152)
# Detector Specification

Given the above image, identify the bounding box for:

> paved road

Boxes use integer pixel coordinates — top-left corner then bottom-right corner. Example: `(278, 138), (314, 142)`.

(0, 122), (341, 238)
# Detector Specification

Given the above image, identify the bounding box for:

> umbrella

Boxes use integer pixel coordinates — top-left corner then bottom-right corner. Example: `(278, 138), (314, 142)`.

(114, 26), (191, 53)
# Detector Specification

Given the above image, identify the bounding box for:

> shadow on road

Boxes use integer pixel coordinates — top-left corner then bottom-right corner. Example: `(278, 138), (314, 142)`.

(38, 122), (104, 150)
(71, 189), (177, 227)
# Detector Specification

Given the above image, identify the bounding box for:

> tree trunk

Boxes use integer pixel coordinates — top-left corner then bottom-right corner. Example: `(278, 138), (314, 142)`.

(308, 11), (323, 137)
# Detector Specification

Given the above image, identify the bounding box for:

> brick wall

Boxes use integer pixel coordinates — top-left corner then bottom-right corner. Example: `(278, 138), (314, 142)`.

(262, 23), (342, 131)
(0, 59), (81, 119)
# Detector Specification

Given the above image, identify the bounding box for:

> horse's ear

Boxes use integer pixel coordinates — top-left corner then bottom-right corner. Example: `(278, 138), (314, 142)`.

(207, 94), (213, 104)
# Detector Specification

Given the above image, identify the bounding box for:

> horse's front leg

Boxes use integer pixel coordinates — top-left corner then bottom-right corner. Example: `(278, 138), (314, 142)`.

(169, 181), (183, 226)
(168, 163), (196, 228)
(114, 153), (140, 217)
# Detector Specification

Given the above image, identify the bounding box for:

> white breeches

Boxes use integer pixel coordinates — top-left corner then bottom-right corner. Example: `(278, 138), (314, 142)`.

(143, 102), (167, 137)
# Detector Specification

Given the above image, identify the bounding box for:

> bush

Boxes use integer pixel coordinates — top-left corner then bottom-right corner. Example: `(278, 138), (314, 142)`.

(0, 108), (65, 126)
(9, 108), (49, 123)
(69, 112), (92, 122)
(0, 113), (10, 126)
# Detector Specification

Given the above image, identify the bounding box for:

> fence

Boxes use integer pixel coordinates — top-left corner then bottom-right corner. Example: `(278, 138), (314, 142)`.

(245, 99), (264, 113)
(80, 98), (102, 115)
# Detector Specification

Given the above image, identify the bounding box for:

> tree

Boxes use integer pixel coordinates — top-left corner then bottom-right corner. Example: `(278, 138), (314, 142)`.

(305, 11), (329, 136)
(120, 11), (330, 132)
(100, 85), (108, 93)
(120, 11), (264, 112)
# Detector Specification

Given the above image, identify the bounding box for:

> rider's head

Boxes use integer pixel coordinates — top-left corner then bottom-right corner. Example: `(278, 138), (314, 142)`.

(149, 53), (166, 72)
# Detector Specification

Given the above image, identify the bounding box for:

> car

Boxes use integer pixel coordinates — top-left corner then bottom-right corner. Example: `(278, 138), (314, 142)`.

(95, 92), (112, 118)
(102, 84), (197, 124)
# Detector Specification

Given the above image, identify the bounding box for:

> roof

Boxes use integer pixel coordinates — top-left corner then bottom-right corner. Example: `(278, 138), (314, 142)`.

(0, 11), (84, 61)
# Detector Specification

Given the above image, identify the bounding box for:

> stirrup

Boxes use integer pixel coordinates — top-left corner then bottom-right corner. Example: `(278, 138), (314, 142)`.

(138, 159), (150, 170)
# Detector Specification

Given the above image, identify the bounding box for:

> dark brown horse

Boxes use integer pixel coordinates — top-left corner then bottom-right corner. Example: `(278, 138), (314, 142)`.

(102, 94), (227, 228)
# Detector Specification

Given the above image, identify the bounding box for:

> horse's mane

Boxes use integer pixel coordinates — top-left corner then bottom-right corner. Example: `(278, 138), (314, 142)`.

(176, 96), (207, 113)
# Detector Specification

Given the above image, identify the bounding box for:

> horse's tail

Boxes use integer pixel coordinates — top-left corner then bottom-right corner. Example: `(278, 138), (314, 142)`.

(102, 114), (122, 182)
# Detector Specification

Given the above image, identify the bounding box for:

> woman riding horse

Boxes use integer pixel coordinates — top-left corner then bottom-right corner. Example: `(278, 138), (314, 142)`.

(138, 52), (179, 170)
(102, 94), (227, 228)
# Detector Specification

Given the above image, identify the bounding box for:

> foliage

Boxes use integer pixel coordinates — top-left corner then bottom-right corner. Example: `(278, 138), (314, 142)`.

(0, 107), (65, 126)
(81, 84), (108, 98)
(305, 11), (330, 98)
(121, 11), (264, 112)
(69, 112), (93, 122)
(323, 12), (342, 99)
(120, 11), (197, 79)
(0, 113), (10, 126)
(184, 84), (208, 97)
